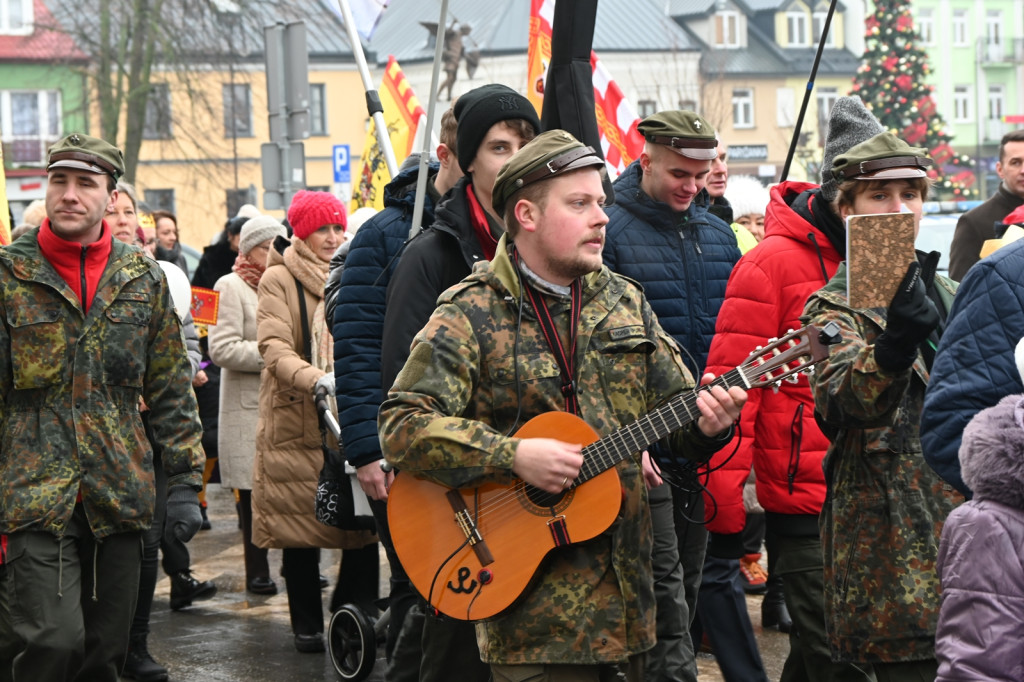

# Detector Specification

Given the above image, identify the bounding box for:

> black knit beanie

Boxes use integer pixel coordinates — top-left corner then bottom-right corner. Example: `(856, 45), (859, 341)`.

(455, 84), (541, 174)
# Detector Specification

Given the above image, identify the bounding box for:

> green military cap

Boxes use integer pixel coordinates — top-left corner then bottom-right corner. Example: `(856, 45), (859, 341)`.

(637, 110), (718, 160)
(492, 129), (606, 218)
(830, 132), (932, 183)
(47, 133), (125, 180)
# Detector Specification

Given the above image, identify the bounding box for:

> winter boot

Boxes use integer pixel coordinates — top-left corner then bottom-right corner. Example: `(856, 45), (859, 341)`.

(121, 634), (169, 682)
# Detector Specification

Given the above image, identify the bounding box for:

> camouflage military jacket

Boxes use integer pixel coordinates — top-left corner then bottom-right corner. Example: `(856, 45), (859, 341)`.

(379, 236), (727, 665)
(0, 229), (204, 539)
(802, 263), (964, 663)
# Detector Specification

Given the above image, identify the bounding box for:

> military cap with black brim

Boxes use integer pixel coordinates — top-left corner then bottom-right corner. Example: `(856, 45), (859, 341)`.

(637, 110), (718, 161)
(47, 133), (125, 180)
(492, 129), (606, 219)
(830, 132), (932, 183)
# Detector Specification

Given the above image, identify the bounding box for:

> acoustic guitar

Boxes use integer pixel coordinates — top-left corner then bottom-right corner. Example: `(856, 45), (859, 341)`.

(387, 324), (838, 621)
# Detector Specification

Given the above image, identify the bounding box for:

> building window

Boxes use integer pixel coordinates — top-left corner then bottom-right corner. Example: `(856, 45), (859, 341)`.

(917, 9), (933, 46)
(0, 89), (61, 164)
(679, 99), (697, 113)
(732, 88), (754, 128)
(0, 0), (32, 35)
(952, 10), (968, 47)
(985, 11), (1002, 59)
(816, 87), (839, 144)
(988, 84), (1005, 120)
(714, 10), (740, 48)
(225, 188), (252, 218)
(143, 84), (172, 140)
(812, 11), (835, 48)
(953, 85), (972, 123)
(145, 188), (175, 214)
(222, 83), (252, 138)
(310, 84), (327, 136)
(786, 11), (808, 47)
(637, 99), (657, 118)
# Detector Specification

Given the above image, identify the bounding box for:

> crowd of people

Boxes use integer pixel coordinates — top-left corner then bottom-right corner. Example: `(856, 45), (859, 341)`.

(1, 84), (1023, 682)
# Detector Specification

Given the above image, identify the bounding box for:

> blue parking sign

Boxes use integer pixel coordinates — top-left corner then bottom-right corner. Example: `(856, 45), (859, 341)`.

(333, 144), (351, 183)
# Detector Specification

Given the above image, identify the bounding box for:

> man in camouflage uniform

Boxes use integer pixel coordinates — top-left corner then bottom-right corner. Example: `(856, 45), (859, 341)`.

(0, 134), (204, 681)
(378, 130), (746, 681)
(801, 133), (964, 680)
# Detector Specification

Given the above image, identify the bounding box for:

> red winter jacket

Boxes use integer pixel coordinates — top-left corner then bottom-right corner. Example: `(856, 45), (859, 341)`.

(702, 181), (839, 535)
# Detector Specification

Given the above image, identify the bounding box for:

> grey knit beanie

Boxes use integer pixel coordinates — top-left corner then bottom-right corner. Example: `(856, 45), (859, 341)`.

(239, 215), (286, 255)
(820, 96), (885, 202)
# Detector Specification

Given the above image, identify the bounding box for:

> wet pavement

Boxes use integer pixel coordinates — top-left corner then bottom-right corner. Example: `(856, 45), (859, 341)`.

(141, 484), (791, 681)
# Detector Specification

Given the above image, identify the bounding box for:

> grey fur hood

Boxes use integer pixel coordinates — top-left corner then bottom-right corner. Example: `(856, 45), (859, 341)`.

(958, 394), (1024, 511)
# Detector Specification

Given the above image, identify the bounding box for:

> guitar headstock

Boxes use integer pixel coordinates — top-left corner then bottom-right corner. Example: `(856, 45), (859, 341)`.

(739, 324), (838, 389)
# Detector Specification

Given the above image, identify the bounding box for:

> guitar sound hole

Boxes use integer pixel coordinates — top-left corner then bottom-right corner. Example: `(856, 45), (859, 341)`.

(520, 484), (573, 515)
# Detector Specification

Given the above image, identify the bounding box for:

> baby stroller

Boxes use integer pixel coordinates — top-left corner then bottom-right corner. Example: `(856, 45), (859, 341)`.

(314, 386), (390, 681)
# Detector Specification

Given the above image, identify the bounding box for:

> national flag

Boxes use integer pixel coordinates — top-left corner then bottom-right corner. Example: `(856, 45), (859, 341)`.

(0, 145), (10, 245)
(353, 55), (426, 211)
(527, 0), (645, 176)
(330, 0), (390, 41)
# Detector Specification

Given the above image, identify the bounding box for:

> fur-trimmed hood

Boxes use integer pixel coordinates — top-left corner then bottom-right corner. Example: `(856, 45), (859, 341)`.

(958, 394), (1024, 511)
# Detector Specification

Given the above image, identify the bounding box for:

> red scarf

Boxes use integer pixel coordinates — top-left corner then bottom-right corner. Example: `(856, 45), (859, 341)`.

(465, 182), (500, 261)
(232, 251), (266, 291)
(36, 218), (113, 314)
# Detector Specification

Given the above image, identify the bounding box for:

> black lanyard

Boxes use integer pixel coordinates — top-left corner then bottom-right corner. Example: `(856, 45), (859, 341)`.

(522, 276), (583, 416)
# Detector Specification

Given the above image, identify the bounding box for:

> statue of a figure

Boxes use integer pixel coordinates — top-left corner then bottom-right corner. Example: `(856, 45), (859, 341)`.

(422, 21), (478, 101)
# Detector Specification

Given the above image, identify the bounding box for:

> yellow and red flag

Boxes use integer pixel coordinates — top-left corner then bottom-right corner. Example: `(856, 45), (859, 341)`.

(527, 0), (645, 176)
(0, 145), (10, 245)
(353, 55), (426, 212)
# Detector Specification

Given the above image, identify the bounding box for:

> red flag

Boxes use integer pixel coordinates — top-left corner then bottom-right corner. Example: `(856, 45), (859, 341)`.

(527, 0), (645, 176)
(190, 287), (220, 325)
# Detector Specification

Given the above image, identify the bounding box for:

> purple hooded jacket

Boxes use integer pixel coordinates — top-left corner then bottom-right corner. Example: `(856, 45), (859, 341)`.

(936, 394), (1024, 681)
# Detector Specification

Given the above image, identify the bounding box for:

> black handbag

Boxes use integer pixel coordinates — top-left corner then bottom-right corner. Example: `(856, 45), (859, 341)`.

(293, 277), (375, 532)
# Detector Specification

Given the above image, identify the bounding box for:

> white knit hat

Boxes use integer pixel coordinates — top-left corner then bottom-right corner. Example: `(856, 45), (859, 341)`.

(724, 175), (770, 220)
(239, 215), (286, 255)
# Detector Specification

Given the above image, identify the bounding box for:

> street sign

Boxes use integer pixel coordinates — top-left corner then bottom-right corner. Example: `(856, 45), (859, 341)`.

(333, 144), (351, 183)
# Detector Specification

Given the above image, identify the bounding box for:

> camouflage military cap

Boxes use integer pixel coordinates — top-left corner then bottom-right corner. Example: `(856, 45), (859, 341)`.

(637, 110), (718, 160)
(492, 129), (605, 218)
(830, 132), (932, 183)
(47, 133), (125, 180)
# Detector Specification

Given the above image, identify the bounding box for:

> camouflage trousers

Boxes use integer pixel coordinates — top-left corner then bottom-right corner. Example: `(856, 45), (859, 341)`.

(491, 654), (645, 682)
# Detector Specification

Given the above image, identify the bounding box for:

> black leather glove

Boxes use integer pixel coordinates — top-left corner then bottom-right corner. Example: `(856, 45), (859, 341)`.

(874, 261), (940, 373)
(164, 485), (202, 544)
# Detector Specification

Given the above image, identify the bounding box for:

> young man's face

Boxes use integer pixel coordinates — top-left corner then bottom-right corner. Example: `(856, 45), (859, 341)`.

(997, 140), (1024, 198)
(46, 168), (116, 244)
(640, 145), (712, 213)
(469, 121), (529, 217)
(706, 143), (729, 199)
(525, 169), (608, 286)
(839, 179), (925, 237)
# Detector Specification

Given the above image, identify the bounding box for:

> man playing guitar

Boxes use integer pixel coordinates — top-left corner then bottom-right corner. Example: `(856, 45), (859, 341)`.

(378, 130), (746, 682)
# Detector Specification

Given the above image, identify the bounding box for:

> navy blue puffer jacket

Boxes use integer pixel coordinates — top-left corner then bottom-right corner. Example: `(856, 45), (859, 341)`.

(331, 162), (440, 467)
(922, 238), (1024, 497)
(603, 160), (741, 375)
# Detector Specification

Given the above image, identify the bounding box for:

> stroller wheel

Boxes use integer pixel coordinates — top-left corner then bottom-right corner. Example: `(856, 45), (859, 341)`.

(328, 604), (376, 681)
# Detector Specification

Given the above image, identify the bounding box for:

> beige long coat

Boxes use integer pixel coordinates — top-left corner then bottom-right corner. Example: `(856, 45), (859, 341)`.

(208, 271), (261, 490)
(251, 242), (374, 549)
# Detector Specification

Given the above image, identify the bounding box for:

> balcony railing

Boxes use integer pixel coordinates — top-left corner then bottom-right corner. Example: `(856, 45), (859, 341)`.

(978, 37), (1024, 64)
(1, 136), (60, 166)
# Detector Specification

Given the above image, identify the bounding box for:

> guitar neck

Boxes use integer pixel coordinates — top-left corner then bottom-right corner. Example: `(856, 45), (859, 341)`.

(577, 367), (749, 484)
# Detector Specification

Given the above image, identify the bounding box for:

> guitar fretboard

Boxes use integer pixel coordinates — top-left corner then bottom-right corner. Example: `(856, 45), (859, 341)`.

(575, 367), (750, 485)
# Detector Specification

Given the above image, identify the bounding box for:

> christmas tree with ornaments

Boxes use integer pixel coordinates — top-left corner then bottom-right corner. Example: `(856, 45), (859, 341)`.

(850, 0), (977, 200)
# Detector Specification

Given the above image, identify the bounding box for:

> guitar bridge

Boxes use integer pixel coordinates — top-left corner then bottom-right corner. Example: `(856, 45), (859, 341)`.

(446, 489), (495, 566)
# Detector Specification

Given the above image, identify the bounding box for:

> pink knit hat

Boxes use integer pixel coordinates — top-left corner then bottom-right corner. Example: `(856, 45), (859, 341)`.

(287, 190), (347, 240)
